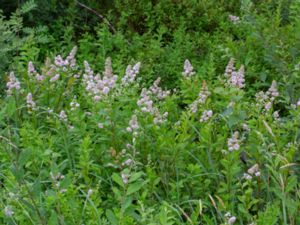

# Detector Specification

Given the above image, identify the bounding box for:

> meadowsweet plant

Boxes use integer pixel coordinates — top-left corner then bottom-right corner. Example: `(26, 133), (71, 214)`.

(190, 80), (211, 113)
(137, 78), (170, 125)
(224, 58), (245, 89)
(6, 72), (21, 95)
(26, 93), (36, 112)
(82, 58), (118, 101)
(199, 109), (213, 122)
(122, 62), (141, 86)
(0, 41), (299, 225)
(255, 80), (279, 112)
(182, 59), (195, 79)
(228, 15), (240, 24)
(227, 131), (241, 152)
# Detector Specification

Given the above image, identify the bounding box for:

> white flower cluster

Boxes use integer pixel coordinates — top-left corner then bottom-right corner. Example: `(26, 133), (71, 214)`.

(297, 98), (300, 107)
(6, 72), (21, 95)
(27, 61), (36, 75)
(273, 111), (280, 121)
(87, 189), (93, 197)
(242, 123), (250, 132)
(50, 172), (65, 189)
(137, 89), (154, 113)
(37, 47), (78, 84)
(149, 77), (170, 100)
(224, 58), (245, 89)
(50, 74), (60, 83)
(227, 131), (240, 151)
(70, 96), (80, 111)
(137, 78), (169, 125)
(121, 62), (141, 86)
(83, 58), (118, 101)
(28, 48), (77, 84)
(199, 110), (213, 122)
(182, 59), (195, 78)
(225, 212), (236, 224)
(121, 173), (129, 184)
(243, 164), (260, 180)
(27, 61), (45, 82)
(26, 93), (36, 112)
(137, 85), (168, 124)
(59, 110), (68, 122)
(122, 158), (133, 167)
(255, 80), (279, 111)
(228, 15), (240, 24)
(54, 46), (77, 69)
(126, 115), (139, 133)
(190, 81), (210, 113)
(4, 205), (14, 217)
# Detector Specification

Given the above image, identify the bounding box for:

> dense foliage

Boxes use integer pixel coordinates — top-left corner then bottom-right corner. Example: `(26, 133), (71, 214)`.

(0, 1), (300, 224)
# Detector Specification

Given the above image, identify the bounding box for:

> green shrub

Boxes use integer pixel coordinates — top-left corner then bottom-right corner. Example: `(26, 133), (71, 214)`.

(0, 45), (299, 224)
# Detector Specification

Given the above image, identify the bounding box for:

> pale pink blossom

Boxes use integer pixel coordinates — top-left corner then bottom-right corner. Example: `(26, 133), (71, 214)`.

(83, 58), (118, 100)
(255, 81), (279, 111)
(121, 173), (129, 184)
(190, 81), (210, 113)
(122, 62), (141, 85)
(59, 110), (67, 122)
(6, 72), (20, 95)
(50, 74), (60, 82)
(182, 59), (195, 78)
(224, 58), (245, 88)
(228, 216), (237, 224)
(35, 74), (45, 82)
(227, 131), (240, 151)
(247, 164), (259, 175)
(229, 15), (240, 24)
(4, 206), (14, 217)
(126, 115), (139, 133)
(200, 110), (213, 122)
(26, 93), (36, 111)
(28, 61), (36, 75)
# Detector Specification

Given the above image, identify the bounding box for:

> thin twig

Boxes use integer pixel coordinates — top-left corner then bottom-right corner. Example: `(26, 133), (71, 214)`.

(75, 1), (117, 34)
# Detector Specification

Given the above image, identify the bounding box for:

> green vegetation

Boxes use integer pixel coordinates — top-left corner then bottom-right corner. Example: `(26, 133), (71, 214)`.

(0, 1), (299, 224)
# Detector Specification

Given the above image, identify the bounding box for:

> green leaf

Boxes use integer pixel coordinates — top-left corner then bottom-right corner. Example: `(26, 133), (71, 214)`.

(285, 176), (297, 193)
(112, 173), (124, 188)
(5, 97), (16, 118)
(122, 196), (132, 212)
(18, 149), (32, 166)
(48, 210), (59, 225)
(128, 171), (143, 183)
(20, 0), (37, 14)
(126, 181), (145, 195)
(106, 209), (118, 225)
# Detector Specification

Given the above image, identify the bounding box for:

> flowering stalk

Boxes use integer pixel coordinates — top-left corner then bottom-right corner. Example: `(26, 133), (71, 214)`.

(182, 59), (195, 78)
(122, 62), (141, 86)
(224, 58), (245, 89)
(137, 79), (169, 125)
(83, 58), (118, 101)
(6, 72), (21, 95)
(255, 80), (279, 112)
(190, 80), (210, 113)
